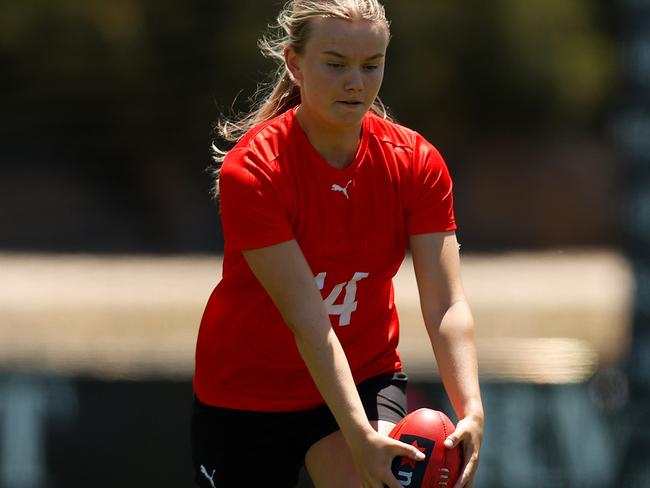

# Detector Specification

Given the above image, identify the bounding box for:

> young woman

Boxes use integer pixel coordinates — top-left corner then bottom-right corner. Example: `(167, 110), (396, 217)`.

(192, 1), (483, 487)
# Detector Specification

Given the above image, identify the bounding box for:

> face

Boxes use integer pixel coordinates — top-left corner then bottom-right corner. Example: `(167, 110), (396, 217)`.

(286, 17), (389, 131)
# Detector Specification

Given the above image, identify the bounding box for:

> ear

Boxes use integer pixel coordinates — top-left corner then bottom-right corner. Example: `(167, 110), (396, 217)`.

(284, 47), (303, 86)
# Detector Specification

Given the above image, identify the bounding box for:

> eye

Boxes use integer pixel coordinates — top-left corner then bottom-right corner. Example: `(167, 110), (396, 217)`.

(327, 62), (344, 69)
(363, 64), (380, 71)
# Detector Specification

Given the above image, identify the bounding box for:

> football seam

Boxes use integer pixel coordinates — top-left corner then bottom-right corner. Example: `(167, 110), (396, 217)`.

(437, 410), (449, 467)
(438, 410), (448, 440)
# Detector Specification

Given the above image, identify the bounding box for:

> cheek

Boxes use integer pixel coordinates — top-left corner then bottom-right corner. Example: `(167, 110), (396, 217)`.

(367, 71), (385, 91)
(302, 64), (329, 87)
(314, 66), (337, 86)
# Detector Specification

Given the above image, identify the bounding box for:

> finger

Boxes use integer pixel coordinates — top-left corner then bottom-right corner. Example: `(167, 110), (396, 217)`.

(466, 472), (477, 488)
(453, 447), (479, 488)
(465, 451), (479, 488)
(365, 480), (388, 488)
(382, 472), (403, 488)
(454, 476), (474, 488)
(459, 469), (477, 488)
(383, 478), (401, 488)
(452, 451), (470, 487)
(395, 440), (426, 461)
(361, 478), (381, 488)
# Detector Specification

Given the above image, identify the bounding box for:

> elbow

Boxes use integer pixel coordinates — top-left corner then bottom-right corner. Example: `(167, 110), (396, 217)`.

(283, 312), (333, 345)
(423, 299), (474, 336)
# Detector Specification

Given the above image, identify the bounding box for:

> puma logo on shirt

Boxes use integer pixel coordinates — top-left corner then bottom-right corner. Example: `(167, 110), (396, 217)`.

(331, 180), (352, 199)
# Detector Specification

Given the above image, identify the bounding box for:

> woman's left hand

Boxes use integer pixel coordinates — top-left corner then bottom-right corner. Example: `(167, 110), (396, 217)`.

(444, 413), (484, 488)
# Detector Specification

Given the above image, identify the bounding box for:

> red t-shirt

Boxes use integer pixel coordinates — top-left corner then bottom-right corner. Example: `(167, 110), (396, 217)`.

(193, 107), (456, 411)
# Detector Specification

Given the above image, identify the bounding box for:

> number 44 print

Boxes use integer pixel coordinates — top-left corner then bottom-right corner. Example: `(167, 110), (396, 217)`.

(314, 272), (369, 326)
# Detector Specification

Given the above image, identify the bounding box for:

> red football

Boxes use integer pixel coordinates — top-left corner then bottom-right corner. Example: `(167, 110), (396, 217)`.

(389, 408), (462, 487)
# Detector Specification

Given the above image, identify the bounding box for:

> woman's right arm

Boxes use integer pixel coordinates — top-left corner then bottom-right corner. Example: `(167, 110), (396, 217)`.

(242, 239), (424, 488)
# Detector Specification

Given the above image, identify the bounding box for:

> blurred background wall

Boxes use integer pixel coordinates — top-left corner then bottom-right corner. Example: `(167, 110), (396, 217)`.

(0, 0), (648, 487)
(0, 0), (622, 253)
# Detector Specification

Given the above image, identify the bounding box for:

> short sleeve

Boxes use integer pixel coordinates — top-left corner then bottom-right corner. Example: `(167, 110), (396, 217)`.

(219, 149), (294, 251)
(405, 134), (457, 235)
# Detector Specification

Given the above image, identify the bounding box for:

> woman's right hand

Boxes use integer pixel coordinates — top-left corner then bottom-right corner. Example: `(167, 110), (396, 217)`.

(347, 428), (425, 488)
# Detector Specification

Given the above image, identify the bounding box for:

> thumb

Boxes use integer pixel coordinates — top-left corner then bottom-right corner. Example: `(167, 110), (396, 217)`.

(445, 428), (463, 448)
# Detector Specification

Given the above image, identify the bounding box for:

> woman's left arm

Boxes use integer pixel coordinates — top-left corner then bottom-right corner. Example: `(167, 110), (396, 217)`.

(409, 231), (484, 488)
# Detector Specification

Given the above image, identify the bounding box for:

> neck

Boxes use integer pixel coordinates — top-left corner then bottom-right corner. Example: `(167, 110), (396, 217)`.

(295, 106), (363, 169)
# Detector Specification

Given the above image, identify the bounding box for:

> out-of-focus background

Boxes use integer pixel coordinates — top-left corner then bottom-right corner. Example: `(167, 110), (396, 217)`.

(1, 0), (649, 487)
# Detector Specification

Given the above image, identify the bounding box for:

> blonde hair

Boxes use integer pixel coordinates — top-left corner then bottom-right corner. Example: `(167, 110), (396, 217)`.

(211, 0), (392, 196)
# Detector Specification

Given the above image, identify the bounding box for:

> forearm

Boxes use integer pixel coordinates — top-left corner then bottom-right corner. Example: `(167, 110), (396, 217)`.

(291, 317), (426, 487)
(425, 300), (483, 421)
(292, 322), (375, 445)
(242, 241), (373, 444)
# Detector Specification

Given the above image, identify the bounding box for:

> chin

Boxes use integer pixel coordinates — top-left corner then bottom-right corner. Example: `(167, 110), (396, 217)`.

(330, 107), (367, 127)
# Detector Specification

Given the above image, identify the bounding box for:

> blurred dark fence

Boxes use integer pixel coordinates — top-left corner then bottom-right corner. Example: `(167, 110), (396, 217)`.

(615, 0), (650, 484)
(0, 0), (620, 253)
(0, 375), (639, 488)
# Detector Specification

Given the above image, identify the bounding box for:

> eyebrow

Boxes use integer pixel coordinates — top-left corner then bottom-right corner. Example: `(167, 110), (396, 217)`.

(320, 50), (385, 61)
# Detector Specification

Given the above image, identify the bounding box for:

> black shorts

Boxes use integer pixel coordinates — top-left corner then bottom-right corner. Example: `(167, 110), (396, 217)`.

(191, 371), (408, 487)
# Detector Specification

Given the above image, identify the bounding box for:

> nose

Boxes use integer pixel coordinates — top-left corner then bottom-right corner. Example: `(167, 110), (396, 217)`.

(344, 67), (364, 92)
